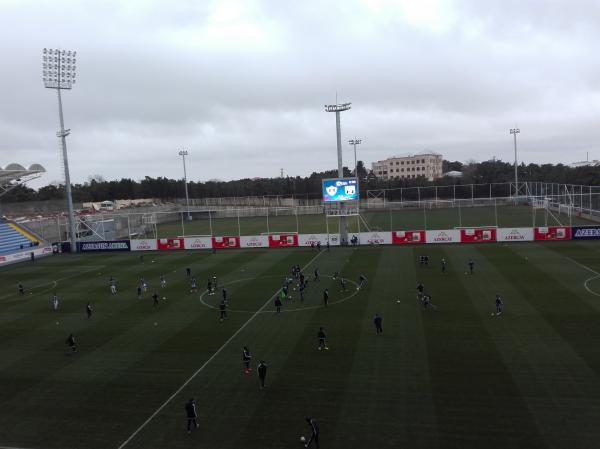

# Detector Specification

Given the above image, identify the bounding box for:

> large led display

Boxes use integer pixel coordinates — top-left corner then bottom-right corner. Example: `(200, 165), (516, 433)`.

(322, 178), (359, 202)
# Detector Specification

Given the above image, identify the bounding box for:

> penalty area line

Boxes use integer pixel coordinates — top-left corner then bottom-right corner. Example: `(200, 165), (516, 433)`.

(116, 250), (324, 449)
(565, 257), (600, 297)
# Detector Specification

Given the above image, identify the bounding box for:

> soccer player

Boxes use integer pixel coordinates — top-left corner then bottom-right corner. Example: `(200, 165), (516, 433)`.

(207, 278), (213, 295)
(441, 258), (447, 274)
(160, 275), (166, 289)
(109, 277), (117, 295)
(86, 303), (93, 319)
(314, 268), (320, 282)
(140, 278), (148, 293)
(257, 360), (267, 389)
(52, 294), (59, 311)
(190, 277), (198, 293)
(152, 291), (159, 308)
(326, 241), (330, 252)
(317, 327), (328, 350)
(422, 294), (436, 310)
(186, 267), (191, 277)
(358, 275), (367, 290)
(137, 285), (142, 299)
(332, 271), (339, 280)
(373, 313), (383, 334)
(219, 300), (228, 321)
(299, 272), (305, 286)
(468, 259), (475, 274)
(213, 275), (218, 289)
(185, 398), (199, 434)
(340, 277), (347, 292)
(323, 289), (329, 307)
(18, 282), (24, 296)
(65, 333), (76, 354)
(495, 294), (503, 316)
(304, 417), (320, 448)
(243, 346), (252, 374)
(274, 296), (283, 313)
(299, 283), (305, 302)
(416, 282), (424, 300)
(222, 288), (228, 304)
(419, 255), (426, 267)
(316, 242), (321, 251)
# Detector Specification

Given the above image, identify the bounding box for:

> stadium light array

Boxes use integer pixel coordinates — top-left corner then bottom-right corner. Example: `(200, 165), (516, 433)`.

(42, 48), (78, 252)
(348, 138), (362, 177)
(510, 128), (520, 196)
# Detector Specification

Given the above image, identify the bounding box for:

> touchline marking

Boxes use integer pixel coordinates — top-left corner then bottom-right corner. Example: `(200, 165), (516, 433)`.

(565, 257), (600, 297)
(0, 445), (42, 449)
(116, 251), (324, 449)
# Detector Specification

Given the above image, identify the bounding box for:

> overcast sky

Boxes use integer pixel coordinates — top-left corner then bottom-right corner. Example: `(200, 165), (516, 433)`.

(1, 0), (600, 187)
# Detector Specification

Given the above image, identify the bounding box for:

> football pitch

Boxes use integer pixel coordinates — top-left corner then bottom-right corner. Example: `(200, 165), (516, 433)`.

(1, 242), (600, 449)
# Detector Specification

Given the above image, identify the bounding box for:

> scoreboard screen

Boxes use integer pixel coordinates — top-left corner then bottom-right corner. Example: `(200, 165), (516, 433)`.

(322, 178), (359, 202)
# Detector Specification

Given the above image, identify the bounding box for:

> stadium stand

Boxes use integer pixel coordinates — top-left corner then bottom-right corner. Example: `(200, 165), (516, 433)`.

(0, 218), (39, 254)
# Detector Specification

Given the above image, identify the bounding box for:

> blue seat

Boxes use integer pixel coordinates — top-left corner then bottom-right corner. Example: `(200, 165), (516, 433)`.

(0, 223), (36, 255)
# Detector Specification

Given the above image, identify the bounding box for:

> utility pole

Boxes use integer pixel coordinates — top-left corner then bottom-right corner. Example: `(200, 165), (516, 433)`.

(178, 150), (192, 220)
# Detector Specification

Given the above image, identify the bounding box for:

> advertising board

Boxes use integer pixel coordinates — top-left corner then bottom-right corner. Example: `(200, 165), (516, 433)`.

(240, 236), (269, 248)
(534, 227), (571, 241)
(459, 228), (497, 243)
(184, 237), (213, 249)
(392, 230), (425, 244)
(268, 234), (299, 248)
(425, 229), (461, 244)
(77, 240), (131, 252)
(496, 228), (534, 242)
(212, 236), (241, 249)
(157, 238), (184, 250)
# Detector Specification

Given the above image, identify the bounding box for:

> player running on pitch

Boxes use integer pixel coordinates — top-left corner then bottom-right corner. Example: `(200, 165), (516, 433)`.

(257, 360), (267, 389)
(185, 398), (199, 434)
(340, 277), (347, 292)
(274, 295), (283, 313)
(160, 274), (166, 288)
(190, 277), (198, 293)
(422, 293), (437, 310)
(86, 303), (93, 319)
(304, 417), (320, 448)
(416, 282), (424, 300)
(441, 258), (447, 274)
(317, 327), (328, 350)
(314, 268), (320, 282)
(152, 291), (160, 308)
(468, 259), (475, 274)
(323, 289), (329, 307)
(219, 300), (228, 321)
(243, 346), (252, 374)
(18, 282), (24, 296)
(52, 293), (59, 311)
(109, 277), (117, 295)
(358, 275), (367, 290)
(65, 333), (77, 354)
(494, 294), (503, 316)
(373, 313), (383, 334)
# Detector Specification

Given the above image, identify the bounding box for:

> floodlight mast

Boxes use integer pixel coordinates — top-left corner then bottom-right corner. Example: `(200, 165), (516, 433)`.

(42, 48), (78, 252)
(510, 128), (520, 197)
(325, 102), (351, 243)
(178, 150), (192, 220)
(348, 138), (362, 177)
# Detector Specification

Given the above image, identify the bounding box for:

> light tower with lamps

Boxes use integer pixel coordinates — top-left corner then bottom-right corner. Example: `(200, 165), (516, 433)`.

(325, 102), (351, 242)
(42, 48), (78, 252)
(348, 138), (362, 177)
(178, 150), (192, 221)
(510, 128), (520, 197)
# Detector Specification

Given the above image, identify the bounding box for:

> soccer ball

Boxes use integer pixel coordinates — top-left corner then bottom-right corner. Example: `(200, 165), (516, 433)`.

(396, 300), (401, 303)
(162, 297), (166, 300)
(300, 436), (306, 443)
(154, 322), (158, 326)
(490, 313), (495, 317)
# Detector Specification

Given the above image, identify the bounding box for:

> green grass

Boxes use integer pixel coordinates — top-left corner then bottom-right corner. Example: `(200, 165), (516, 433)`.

(1, 242), (600, 449)
(153, 205), (595, 237)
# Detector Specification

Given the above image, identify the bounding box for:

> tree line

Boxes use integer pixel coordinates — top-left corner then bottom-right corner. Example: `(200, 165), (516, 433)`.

(2, 159), (599, 204)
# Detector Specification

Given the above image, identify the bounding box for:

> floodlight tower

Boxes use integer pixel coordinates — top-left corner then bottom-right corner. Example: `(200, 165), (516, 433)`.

(42, 48), (78, 252)
(325, 102), (351, 242)
(178, 150), (192, 220)
(348, 138), (362, 177)
(510, 128), (520, 196)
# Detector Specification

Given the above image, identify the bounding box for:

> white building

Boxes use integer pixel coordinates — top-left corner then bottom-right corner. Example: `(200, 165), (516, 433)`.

(371, 153), (443, 181)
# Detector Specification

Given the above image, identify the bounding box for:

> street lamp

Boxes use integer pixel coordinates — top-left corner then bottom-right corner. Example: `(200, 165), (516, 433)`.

(348, 138), (362, 178)
(42, 48), (78, 252)
(178, 150), (192, 220)
(510, 128), (520, 197)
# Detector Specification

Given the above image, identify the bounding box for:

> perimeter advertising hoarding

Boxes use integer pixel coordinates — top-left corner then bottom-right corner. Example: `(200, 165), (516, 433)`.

(358, 232), (392, 245)
(184, 237), (213, 249)
(496, 228), (534, 242)
(534, 227), (571, 241)
(212, 236), (240, 249)
(298, 234), (340, 246)
(157, 238), (184, 250)
(459, 228), (497, 243)
(240, 236), (269, 248)
(571, 226), (600, 240)
(392, 230), (425, 244)
(0, 246), (52, 266)
(130, 239), (158, 251)
(322, 177), (359, 202)
(425, 229), (461, 244)
(77, 240), (130, 252)
(268, 234), (298, 248)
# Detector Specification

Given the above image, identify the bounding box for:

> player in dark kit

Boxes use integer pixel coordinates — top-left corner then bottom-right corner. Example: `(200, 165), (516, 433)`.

(152, 291), (159, 307)
(219, 301), (228, 321)
(274, 296), (282, 313)
(314, 268), (320, 281)
(137, 286), (142, 299)
(495, 294), (503, 316)
(222, 288), (228, 304)
(185, 398), (199, 434)
(441, 258), (447, 273)
(373, 313), (383, 334)
(317, 327), (328, 350)
(243, 346), (252, 374)
(358, 275), (367, 290)
(257, 360), (267, 389)
(65, 333), (76, 354)
(323, 289), (329, 307)
(304, 417), (320, 448)
(468, 259), (475, 274)
(186, 267), (191, 277)
(18, 283), (25, 296)
(416, 282), (424, 300)
(86, 303), (93, 319)
(340, 277), (347, 292)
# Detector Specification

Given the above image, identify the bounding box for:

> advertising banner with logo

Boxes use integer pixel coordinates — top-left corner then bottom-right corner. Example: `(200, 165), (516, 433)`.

(425, 229), (461, 244)
(268, 234), (299, 248)
(212, 236), (241, 249)
(534, 227), (571, 241)
(77, 240), (131, 252)
(157, 238), (184, 250)
(571, 226), (600, 240)
(240, 235), (269, 248)
(298, 234), (340, 247)
(460, 228), (497, 243)
(184, 237), (213, 250)
(392, 230), (425, 245)
(130, 239), (158, 251)
(358, 232), (392, 245)
(0, 246), (52, 266)
(496, 228), (534, 242)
